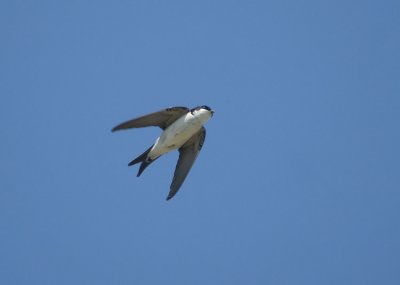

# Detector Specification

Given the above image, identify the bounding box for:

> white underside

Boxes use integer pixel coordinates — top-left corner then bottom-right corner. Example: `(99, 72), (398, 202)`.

(148, 110), (211, 160)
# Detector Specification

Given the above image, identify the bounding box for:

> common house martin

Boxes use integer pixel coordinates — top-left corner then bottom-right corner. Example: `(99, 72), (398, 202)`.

(112, 105), (214, 200)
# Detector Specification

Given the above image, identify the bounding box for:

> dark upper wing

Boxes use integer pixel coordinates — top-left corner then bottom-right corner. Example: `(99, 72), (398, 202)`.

(167, 127), (206, 201)
(111, 106), (189, 131)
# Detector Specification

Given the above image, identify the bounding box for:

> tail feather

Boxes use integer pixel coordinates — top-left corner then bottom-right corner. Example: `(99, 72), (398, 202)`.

(137, 160), (152, 177)
(128, 145), (155, 177)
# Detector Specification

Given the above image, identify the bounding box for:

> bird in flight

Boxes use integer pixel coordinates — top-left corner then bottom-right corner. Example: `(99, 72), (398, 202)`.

(112, 105), (214, 200)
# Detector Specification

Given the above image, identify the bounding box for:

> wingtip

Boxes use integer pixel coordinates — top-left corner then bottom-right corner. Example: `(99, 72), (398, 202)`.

(166, 191), (175, 201)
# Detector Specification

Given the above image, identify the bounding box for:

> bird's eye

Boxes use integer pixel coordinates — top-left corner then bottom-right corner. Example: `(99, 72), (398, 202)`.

(202, 105), (211, 111)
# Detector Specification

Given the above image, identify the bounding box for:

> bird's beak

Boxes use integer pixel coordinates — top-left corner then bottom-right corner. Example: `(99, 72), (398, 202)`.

(210, 110), (214, 116)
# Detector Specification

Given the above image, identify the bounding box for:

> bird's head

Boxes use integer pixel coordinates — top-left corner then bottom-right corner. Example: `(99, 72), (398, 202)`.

(191, 105), (214, 116)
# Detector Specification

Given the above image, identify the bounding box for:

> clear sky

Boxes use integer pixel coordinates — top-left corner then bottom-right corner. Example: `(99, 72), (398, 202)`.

(1, 0), (399, 284)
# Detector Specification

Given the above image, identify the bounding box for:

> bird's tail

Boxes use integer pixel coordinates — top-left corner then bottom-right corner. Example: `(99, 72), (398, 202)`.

(128, 145), (156, 177)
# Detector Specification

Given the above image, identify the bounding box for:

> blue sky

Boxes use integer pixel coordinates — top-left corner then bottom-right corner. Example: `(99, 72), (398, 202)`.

(1, 0), (399, 284)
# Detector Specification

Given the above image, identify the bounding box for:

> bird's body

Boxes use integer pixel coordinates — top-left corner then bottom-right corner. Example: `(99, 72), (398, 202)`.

(148, 109), (211, 160)
(112, 105), (214, 200)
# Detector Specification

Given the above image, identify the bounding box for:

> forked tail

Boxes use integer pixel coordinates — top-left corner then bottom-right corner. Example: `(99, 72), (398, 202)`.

(128, 145), (155, 177)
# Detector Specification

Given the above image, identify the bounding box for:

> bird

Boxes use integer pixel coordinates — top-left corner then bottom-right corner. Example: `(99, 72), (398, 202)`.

(112, 105), (214, 200)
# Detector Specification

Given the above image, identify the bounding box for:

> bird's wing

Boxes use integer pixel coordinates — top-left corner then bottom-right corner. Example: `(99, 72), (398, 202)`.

(167, 127), (206, 200)
(111, 106), (189, 131)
